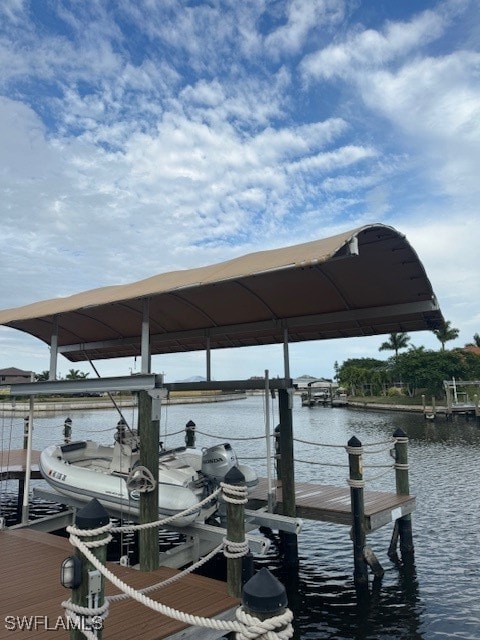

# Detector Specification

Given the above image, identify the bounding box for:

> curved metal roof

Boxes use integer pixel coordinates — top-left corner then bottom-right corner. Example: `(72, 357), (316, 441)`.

(0, 224), (443, 362)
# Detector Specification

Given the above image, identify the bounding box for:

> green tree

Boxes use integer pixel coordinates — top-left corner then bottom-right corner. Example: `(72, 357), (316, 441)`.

(433, 320), (460, 351)
(65, 369), (89, 380)
(396, 348), (467, 397)
(35, 370), (50, 381)
(337, 358), (390, 396)
(379, 332), (411, 364)
(466, 333), (480, 347)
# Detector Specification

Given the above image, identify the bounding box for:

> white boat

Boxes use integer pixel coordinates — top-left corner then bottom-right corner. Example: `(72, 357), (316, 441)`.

(39, 422), (258, 527)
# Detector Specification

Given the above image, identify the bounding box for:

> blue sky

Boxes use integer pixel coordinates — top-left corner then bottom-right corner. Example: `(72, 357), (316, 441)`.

(0, 0), (479, 381)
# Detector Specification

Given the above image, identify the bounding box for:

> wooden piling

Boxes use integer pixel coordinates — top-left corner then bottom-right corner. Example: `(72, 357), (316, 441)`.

(71, 499), (109, 640)
(23, 416), (29, 449)
(277, 388), (298, 568)
(224, 466), (246, 598)
(393, 428), (414, 560)
(64, 417), (72, 443)
(241, 568), (291, 637)
(138, 390), (160, 572)
(347, 436), (368, 586)
(185, 420), (196, 448)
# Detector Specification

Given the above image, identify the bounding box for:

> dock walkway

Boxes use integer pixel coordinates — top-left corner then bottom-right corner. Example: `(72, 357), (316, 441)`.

(0, 528), (238, 639)
(248, 478), (415, 532)
(0, 449), (41, 480)
(1, 451), (414, 533)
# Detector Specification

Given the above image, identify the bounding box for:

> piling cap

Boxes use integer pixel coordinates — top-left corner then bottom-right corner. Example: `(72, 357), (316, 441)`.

(224, 465), (245, 485)
(348, 435), (362, 447)
(186, 420), (196, 428)
(242, 568), (288, 613)
(75, 498), (110, 530)
(393, 427), (407, 438)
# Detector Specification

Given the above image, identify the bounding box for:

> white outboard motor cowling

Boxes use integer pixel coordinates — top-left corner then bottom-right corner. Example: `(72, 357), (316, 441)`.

(201, 443), (238, 483)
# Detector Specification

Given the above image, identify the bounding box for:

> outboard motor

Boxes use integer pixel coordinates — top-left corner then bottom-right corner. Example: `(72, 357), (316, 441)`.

(201, 443), (238, 483)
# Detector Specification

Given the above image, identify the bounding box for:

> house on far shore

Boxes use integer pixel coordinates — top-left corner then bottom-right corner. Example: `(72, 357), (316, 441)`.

(0, 367), (34, 384)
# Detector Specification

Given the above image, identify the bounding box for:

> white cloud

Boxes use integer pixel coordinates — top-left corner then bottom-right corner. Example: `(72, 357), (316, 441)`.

(300, 9), (445, 80)
(265, 0), (346, 58)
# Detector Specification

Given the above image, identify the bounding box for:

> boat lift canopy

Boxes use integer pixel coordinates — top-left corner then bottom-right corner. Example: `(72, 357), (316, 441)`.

(0, 224), (443, 370)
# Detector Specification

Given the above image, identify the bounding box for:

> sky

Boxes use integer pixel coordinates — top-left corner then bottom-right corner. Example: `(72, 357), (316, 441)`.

(0, 0), (479, 382)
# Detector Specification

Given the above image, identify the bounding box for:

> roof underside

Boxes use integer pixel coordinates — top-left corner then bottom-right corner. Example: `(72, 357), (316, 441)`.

(0, 224), (444, 362)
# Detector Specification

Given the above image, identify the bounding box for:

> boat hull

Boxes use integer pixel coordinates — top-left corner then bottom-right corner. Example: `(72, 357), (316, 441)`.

(39, 444), (201, 526)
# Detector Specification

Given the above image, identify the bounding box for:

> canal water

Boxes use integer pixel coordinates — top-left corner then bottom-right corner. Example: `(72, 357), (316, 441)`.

(1, 395), (479, 639)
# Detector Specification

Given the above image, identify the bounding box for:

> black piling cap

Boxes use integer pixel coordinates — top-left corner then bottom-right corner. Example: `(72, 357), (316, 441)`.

(348, 435), (362, 447)
(75, 498), (109, 530)
(242, 568), (288, 613)
(186, 420), (196, 428)
(393, 427), (407, 438)
(224, 465), (245, 485)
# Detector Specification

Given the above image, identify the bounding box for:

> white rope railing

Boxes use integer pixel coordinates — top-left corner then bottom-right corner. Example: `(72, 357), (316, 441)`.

(64, 480), (293, 639)
(196, 429), (267, 441)
(112, 486), (222, 533)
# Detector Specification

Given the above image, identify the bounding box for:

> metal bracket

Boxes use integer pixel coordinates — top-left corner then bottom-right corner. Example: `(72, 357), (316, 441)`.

(148, 388), (168, 421)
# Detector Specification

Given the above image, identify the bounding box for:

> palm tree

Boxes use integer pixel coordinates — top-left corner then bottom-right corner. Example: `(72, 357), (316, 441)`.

(467, 333), (480, 347)
(433, 320), (459, 351)
(65, 369), (89, 380)
(35, 370), (50, 381)
(379, 332), (411, 361)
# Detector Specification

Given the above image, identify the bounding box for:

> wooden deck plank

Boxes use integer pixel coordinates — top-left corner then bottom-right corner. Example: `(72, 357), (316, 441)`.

(0, 529), (238, 639)
(0, 449), (42, 479)
(248, 478), (416, 531)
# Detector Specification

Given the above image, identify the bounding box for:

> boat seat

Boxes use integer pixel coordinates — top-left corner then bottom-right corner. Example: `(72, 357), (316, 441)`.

(61, 441), (87, 454)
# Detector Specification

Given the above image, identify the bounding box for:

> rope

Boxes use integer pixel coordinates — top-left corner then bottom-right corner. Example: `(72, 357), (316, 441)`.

(108, 542), (225, 602)
(363, 444), (395, 455)
(196, 429), (266, 441)
(112, 486), (222, 533)
(235, 606), (294, 639)
(363, 438), (397, 447)
(67, 530), (293, 638)
(293, 437), (346, 448)
(160, 428), (185, 438)
(223, 537), (250, 559)
(220, 482), (249, 505)
(294, 458), (348, 468)
(293, 437), (395, 449)
(394, 463), (410, 470)
(62, 600), (109, 639)
(345, 445), (363, 455)
(364, 466), (396, 482)
(346, 478), (365, 489)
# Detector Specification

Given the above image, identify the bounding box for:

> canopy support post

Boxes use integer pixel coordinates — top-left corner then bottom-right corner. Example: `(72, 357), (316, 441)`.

(49, 315), (58, 380)
(206, 333), (211, 382)
(141, 298), (151, 374)
(283, 327), (290, 379)
(277, 386), (298, 568)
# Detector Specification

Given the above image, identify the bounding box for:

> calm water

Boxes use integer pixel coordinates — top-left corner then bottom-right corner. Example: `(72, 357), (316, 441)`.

(1, 396), (479, 639)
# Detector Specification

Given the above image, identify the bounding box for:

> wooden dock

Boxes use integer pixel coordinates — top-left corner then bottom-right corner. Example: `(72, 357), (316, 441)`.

(0, 528), (238, 639)
(0, 449), (42, 480)
(247, 478), (415, 532)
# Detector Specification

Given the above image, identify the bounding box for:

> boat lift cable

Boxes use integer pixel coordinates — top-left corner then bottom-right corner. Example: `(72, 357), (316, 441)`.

(85, 355), (135, 436)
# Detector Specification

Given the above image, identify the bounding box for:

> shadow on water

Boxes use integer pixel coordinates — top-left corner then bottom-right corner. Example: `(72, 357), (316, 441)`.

(252, 540), (424, 640)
